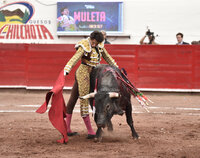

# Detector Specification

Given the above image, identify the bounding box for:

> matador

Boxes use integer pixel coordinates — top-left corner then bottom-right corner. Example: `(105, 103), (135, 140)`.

(64, 31), (118, 139)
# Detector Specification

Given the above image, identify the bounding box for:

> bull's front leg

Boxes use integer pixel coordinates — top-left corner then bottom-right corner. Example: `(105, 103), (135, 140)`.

(107, 120), (113, 131)
(94, 127), (103, 142)
(125, 103), (139, 139)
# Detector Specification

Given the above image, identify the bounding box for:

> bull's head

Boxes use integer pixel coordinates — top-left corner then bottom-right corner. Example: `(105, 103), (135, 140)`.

(80, 92), (123, 128)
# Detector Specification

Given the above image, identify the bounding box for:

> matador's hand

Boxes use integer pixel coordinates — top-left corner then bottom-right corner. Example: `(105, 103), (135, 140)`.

(64, 69), (68, 76)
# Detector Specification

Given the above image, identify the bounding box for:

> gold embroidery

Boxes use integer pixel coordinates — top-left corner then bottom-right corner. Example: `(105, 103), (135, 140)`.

(76, 64), (93, 117)
(64, 37), (118, 116)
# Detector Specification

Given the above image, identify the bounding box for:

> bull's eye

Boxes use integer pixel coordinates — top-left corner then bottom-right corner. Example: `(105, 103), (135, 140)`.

(106, 104), (110, 111)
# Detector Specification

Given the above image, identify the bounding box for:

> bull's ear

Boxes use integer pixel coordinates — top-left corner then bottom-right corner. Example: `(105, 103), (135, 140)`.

(108, 92), (119, 98)
(79, 92), (96, 99)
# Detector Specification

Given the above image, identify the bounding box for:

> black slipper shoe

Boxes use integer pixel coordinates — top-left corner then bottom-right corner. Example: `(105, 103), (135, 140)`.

(87, 134), (96, 139)
(67, 132), (79, 136)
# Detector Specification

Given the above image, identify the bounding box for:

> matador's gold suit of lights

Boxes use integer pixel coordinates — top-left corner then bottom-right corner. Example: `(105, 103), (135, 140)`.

(64, 37), (118, 117)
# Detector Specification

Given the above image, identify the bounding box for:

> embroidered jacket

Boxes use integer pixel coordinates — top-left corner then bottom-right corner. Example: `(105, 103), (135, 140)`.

(64, 37), (118, 73)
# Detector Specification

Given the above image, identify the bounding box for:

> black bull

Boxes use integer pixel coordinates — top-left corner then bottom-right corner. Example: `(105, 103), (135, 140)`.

(81, 64), (139, 141)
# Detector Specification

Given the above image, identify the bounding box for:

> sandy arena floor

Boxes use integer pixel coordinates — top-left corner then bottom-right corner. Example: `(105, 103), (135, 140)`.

(0, 89), (200, 158)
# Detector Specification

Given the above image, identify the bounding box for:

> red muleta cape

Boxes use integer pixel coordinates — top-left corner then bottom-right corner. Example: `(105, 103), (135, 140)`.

(36, 70), (68, 143)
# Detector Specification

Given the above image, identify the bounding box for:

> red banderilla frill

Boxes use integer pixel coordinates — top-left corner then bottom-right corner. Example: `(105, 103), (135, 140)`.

(116, 70), (153, 112)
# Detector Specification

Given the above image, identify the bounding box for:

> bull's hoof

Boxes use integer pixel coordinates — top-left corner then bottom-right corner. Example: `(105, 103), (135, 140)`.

(94, 137), (98, 142)
(87, 134), (96, 139)
(133, 136), (140, 140)
(94, 137), (102, 142)
(67, 132), (79, 136)
(132, 134), (139, 140)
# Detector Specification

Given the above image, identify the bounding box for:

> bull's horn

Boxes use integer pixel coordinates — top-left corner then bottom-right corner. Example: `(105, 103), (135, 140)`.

(108, 92), (119, 98)
(80, 92), (96, 99)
